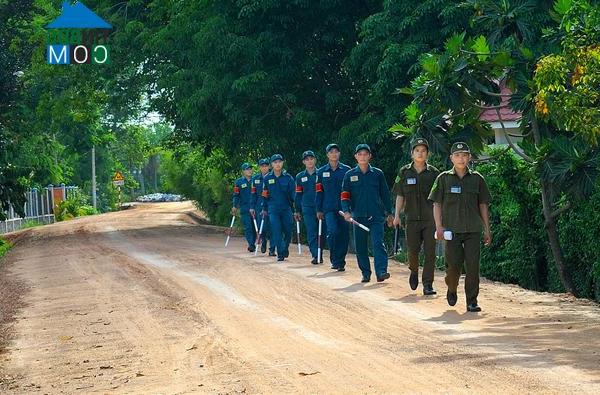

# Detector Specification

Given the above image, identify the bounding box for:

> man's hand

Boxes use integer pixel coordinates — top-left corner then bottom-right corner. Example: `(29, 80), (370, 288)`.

(386, 215), (394, 228)
(483, 230), (492, 246)
(249, 208), (255, 217)
(435, 226), (445, 241)
(294, 212), (302, 222)
(261, 210), (268, 218)
(343, 211), (352, 223)
(393, 215), (402, 228)
(317, 211), (324, 221)
(231, 207), (238, 216)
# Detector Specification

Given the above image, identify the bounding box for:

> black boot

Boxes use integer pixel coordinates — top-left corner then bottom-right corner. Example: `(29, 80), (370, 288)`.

(377, 272), (390, 282)
(260, 242), (267, 254)
(423, 283), (437, 296)
(409, 271), (418, 290)
(446, 290), (458, 306)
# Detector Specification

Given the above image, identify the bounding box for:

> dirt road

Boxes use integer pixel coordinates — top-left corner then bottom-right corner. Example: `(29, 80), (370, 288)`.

(1, 202), (599, 394)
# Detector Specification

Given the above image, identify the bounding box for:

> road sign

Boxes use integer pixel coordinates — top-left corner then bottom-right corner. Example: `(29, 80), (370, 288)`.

(112, 171), (125, 186)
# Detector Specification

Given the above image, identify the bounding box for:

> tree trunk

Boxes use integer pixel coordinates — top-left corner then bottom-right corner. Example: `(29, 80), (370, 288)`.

(540, 180), (575, 295)
(531, 117), (575, 295)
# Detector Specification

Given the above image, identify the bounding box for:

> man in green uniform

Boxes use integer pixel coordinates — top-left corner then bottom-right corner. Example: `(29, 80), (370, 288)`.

(392, 138), (440, 295)
(428, 142), (492, 312)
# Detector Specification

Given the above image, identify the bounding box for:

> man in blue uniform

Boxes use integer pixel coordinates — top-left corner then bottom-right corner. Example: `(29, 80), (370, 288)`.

(341, 144), (394, 283)
(261, 154), (296, 262)
(232, 163), (256, 252)
(316, 144), (351, 271)
(294, 150), (320, 264)
(250, 158), (275, 255)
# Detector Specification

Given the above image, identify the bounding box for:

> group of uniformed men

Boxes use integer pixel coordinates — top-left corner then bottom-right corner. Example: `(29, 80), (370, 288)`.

(231, 139), (491, 312)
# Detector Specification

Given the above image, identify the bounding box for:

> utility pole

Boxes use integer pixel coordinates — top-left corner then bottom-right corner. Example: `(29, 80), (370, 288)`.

(91, 145), (97, 209)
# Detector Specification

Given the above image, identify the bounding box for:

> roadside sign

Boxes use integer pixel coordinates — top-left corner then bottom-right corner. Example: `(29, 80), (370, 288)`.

(112, 171), (125, 186)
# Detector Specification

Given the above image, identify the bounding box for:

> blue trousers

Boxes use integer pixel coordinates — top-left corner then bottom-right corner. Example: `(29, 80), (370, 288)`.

(269, 208), (293, 258)
(302, 206), (319, 259)
(256, 210), (275, 253)
(240, 210), (256, 248)
(353, 217), (388, 278)
(324, 211), (349, 268)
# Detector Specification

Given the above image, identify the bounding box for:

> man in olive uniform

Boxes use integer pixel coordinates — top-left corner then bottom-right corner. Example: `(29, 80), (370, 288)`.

(392, 138), (440, 295)
(232, 163), (256, 252)
(250, 158), (275, 255)
(428, 142), (492, 312)
(294, 150), (321, 264)
(261, 154), (296, 262)
(341, 144), (394, 283)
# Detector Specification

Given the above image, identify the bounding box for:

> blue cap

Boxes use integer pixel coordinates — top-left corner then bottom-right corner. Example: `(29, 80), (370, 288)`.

(326, 143), (340, 153)
(258, 158), (270, 166)
(241, 162), (252, 170)
(302, 150), (315, 160)
(270, 153), (284, 163)
(354, 143), (371, 154)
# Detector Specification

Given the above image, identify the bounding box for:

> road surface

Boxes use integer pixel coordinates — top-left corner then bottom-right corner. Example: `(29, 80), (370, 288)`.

(1, 202), (599, 394)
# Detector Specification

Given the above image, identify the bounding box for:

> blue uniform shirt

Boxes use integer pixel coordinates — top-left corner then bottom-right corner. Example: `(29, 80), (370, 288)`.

(294, 169), (317, 212)
(341, 165), (392, 219)
(261, 171), (296, 212)
(315, 162), (351, 213)
(232, 176), (254, 209)
(251, 172), (268, 209)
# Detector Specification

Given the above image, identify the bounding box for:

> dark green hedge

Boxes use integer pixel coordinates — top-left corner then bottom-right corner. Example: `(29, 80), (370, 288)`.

(477, 151), (600, 302)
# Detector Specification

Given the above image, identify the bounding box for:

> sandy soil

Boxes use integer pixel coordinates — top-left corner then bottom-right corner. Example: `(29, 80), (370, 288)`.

(0, 201), (599, 394)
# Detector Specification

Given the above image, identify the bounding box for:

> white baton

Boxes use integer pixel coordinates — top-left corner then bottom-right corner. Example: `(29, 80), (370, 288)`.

(338, 210), (370, 232)
(225, 215), (236, 247)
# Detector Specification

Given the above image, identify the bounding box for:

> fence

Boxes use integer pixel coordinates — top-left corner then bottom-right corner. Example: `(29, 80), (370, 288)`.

(0, 184), (79, 234)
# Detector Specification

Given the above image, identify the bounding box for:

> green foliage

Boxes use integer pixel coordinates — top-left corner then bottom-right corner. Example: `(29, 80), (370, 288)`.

(0, 237), (12, 258)
(555, 190), (600, 300)
(534, 0), (600, 143)
(476, 151), (548, 290)
(55, 191), (97, 222)
(162, 146), (233, 226)
(476, 150), (600, 301)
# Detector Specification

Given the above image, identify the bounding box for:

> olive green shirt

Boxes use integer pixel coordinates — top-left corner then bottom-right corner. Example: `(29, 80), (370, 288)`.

(392, 163), (439, 222)
(428, 167), (491, 233)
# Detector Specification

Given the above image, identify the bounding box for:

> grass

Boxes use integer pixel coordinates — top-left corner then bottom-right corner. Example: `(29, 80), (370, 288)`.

(0, 237), (12, 258)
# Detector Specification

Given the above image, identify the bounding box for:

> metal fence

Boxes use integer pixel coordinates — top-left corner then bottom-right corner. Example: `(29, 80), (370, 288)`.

(0, 185), (79, 234)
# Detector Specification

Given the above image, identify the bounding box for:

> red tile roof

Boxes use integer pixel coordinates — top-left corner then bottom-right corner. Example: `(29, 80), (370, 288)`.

(479, 86), (522, 122)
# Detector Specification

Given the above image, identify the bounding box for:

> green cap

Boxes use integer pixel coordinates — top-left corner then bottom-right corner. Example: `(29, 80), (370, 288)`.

(354, 143), (371, 154)
(241, 162), (252, 170)
(258, 158), (270, 166)
(450, 142), (470, 154)
(411, 137), (429, 151)
(325, 143), (340, 153)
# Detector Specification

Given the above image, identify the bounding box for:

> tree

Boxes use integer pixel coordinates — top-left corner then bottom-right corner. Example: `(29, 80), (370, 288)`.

(394, 0), (599, 295)
(342, 0), (471, 175)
